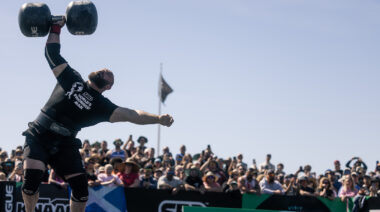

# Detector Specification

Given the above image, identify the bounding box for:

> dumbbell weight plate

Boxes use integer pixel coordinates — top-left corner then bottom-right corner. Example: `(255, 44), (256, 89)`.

(18, 3), (51, 37)
(66, 1), (98, 35)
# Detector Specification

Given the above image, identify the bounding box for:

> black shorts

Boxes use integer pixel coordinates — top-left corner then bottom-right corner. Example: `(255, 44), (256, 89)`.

(23, 132), (85, 179)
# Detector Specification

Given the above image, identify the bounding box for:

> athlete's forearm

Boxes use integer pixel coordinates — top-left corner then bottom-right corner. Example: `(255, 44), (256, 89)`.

(109, 107), (159, 125)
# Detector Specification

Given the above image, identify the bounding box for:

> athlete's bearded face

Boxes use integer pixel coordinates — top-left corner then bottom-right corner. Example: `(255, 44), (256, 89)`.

(88, 69), (114, 90)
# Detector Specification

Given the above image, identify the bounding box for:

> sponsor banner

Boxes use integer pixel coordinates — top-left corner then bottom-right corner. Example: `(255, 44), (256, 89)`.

(86, 186), (127, 212)
(124, 188), (242, 212)
(184, 206), (290, 212)
(0, 182), (16, 212)
(14, 183), (70, 212)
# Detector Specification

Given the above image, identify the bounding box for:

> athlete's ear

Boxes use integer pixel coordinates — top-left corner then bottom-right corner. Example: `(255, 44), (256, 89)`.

(104, 84), (112, 90)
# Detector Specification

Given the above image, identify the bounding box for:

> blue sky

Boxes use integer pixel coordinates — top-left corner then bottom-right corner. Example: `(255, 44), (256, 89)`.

(0, 0), (379, 174)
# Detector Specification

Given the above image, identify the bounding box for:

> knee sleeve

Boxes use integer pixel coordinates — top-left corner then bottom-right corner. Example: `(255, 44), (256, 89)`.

(22, 169), (44, 195)
(68, 174), (88, 202)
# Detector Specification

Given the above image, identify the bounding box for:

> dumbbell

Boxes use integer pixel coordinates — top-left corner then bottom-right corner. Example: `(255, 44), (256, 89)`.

(18, 1), (98, 37)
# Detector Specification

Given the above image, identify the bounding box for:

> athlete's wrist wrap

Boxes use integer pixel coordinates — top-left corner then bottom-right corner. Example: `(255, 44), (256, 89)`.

(67, 174), (89, 202)
(45, 43), (67, 69)
(22, 169), (44, 196)
(50, 24), (61, 34)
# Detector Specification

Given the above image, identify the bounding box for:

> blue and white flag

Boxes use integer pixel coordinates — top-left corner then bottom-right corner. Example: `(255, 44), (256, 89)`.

(86, 186), (127, 212)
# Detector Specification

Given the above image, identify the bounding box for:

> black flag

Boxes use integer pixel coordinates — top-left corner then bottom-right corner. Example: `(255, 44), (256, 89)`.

(160, 75), (173, 103)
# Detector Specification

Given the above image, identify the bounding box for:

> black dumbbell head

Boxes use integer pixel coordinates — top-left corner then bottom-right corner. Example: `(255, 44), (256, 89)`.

(19, 3), (51, 37)
(66, 1), (98, 35)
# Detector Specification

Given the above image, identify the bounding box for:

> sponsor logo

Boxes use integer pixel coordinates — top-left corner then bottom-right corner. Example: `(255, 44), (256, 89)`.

(16, 198), (69, 212)
(158, 200), (206, 212)
(31, 26), (38, 36)
(5, 184), (13, 212)
(65, 82), (94, 110)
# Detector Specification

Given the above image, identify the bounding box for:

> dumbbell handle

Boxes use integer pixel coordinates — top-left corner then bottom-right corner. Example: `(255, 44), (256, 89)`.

(51, 15), (65, 24)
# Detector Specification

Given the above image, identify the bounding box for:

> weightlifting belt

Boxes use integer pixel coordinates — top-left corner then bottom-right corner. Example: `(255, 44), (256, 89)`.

(35, 112), (78, 137)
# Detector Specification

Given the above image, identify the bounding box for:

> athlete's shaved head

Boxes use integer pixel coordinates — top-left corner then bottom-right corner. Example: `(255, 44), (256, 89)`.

(88, 68), (114, 90)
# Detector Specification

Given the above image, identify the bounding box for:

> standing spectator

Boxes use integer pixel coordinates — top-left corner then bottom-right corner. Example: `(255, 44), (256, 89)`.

(175, 165), (185, 180)
(325, 169), (342, 192)
(118, 159), (140, 188)
(85, 158), (100, 187)
(157, 167), (183, 192)
(202, 172), (222, 192)
(139, 168), (157, 189)
(137, 136), (148, 151)
(297, 175), (317, 197)
(108, 139), (126, 160)
(123, 137), (135, 158)
(0, 172), (6, 181)
(1, 159), (14, 177)
(110, 157), (124, 175)
(153, 158), (162, 170)
(242, 169), (260, 194)
(259, 154), (275, 173)
(318, 177), (337, 200)
(98, 140), (109, 166)
(283, 174), (297, 195)
(184, 165), (204, 192)
(259, 170), (284, 194)
(175, 145), (186, 165)
(145, 148), (156, 164)
(153, 168), (164, 181)
(276, 163), (285, 176)
(201, 158), (227, 185)
(48, 169), (67, 189)
(351, 172), (362, 190)
(339, 175), (358, 202)
(224, 170), (240, 192)
(346, 157), (367, 172)
(236, 154), (247, 170)
(334, 160), (343, 177)
(131, 146), (148, 167)
(8, 161), (23, 182)
(0, 151), (8, 163)
(98, 164), (123, 187)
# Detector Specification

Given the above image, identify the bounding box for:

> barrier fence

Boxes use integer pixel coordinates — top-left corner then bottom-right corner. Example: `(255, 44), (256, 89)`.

(1, 182), (379, 212)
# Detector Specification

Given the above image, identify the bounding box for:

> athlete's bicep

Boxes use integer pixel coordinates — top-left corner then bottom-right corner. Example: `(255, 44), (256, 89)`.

(109, 107), (138, 123)
(52, 63), (68, 77)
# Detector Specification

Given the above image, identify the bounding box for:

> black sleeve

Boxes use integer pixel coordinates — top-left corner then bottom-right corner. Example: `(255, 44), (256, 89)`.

(45, 43), (67, 69)
(98, 97), (118, 122)
(56, 66), (85, 92)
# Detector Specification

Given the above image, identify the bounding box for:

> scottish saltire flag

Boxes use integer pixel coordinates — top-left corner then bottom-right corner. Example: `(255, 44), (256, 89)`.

(86, 186), (127, 212)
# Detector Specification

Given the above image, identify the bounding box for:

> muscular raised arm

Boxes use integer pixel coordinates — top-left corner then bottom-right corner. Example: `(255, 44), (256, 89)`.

(45, 20), (67, 77)
(109, 107), (174, 127)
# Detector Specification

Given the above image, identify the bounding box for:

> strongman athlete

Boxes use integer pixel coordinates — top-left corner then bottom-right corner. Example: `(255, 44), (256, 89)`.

(22, 20), (174, 212)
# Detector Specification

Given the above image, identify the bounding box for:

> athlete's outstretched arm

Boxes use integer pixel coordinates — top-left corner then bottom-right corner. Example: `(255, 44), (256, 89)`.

(109, 107), (174, 127)
(45, 19), (68, 77)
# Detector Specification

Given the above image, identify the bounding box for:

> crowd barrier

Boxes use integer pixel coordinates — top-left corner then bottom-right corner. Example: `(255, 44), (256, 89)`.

(1, 182), (379, 212)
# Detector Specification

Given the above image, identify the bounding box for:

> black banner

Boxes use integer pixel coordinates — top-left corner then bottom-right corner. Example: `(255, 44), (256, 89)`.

(124, 188), (242, 212)
(14, 183), (69, 212)
(0, 182), (16, 212)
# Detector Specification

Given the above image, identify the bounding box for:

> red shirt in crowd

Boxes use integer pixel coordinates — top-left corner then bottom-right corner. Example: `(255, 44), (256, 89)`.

(117, 172), (139, 187)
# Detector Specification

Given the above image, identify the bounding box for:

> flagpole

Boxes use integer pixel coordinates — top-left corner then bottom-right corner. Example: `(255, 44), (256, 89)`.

(157, 63), (163, 157)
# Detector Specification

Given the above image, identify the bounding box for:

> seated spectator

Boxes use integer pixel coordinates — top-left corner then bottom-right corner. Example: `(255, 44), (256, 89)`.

(184, 165), (203, 192)
(362, 175), (372, 195)
(297, 175), (317, 197)
(98, 164), (123, 187)
(139, 168), (157, 189)
(369, 177), (379, 197)
(259, 154), (275, 173)
(318, 177), (336, 200)
(154, 158), (162, 169)
(8, 161), (23, 182)
(49, 169), (67, 189)
(110, 157), (124, 175)
(224, 170), (239, 192)
(259, 170), (284, 194)
(225, 180), (239, 193)
(351, 172), (362, 190)
(1, 159), (14, 177)
(157, 167), (183, 192)
(118, 159), (140, 188)
(202, 172), (222, 192)
(338, 175), (358, 202)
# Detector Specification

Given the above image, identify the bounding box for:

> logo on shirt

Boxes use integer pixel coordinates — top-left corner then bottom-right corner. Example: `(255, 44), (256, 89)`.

(66, 82), (93, 110)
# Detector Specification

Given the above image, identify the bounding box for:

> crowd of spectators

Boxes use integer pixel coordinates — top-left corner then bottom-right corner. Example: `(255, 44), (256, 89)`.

(0, 136), (379, 204)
